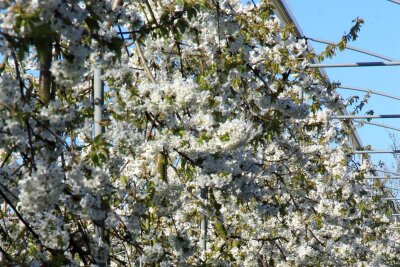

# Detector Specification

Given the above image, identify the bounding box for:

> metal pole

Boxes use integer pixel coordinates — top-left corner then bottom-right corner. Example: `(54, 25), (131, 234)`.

(333, 114), (400, 119)
(309, 61), (400, 68)
(94, 67), (104, 138)
(93, 1), (122, 265)
(94, 66), (107, 267)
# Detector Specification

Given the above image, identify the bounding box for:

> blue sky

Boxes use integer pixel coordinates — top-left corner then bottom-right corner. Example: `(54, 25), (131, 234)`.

(286, 0), (400, 171)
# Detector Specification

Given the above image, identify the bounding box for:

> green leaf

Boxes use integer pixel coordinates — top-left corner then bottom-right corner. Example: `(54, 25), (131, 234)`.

(120, 175), (129, 186)
(270, 62), (279, 74)
(219, 133), (230, 142)
(214, 219), (228, 238)
(157, 152), (168, 182)
(198, 132), (212, 144)
(173, 127), (186, 137)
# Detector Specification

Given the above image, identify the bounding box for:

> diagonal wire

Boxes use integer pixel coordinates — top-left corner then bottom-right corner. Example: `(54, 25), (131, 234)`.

(309, 61), (400, 68)
(354, 120), (400, 132)
(305, 36), (398, 62)
(334, 115), (400, 119)
(337, 86), (400, 101)
(374, 169), (400, 176)
(388, 0), (400, 4)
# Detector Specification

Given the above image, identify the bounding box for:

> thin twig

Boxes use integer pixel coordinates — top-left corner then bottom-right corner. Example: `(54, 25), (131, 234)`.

(0, 188), (40, 241)
(135, 40), (156, 83)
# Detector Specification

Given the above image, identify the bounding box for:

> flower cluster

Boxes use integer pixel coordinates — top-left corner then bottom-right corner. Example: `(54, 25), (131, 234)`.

(0, 0), (398, 266)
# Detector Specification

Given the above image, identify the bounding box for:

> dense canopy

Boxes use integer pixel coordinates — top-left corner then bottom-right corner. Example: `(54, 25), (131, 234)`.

(0, 0), (399, 266)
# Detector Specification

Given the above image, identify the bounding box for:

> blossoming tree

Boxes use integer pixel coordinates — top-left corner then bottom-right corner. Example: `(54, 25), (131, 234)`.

(0, 0), (399, 266)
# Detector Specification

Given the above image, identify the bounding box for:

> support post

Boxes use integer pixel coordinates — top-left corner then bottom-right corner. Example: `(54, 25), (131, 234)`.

(94, 67), (104, 138)
(93, 67), (107, 266)
(92, 2), (122, 265)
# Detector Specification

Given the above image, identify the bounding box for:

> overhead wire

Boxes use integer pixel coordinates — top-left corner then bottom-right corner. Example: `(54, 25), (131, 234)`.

(353, 120), (400, 132)
(304, 36), (398, 62)
(388, 0), (400, 5)
(309, 61), (400, 68)
(337, 86), (400, 101)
